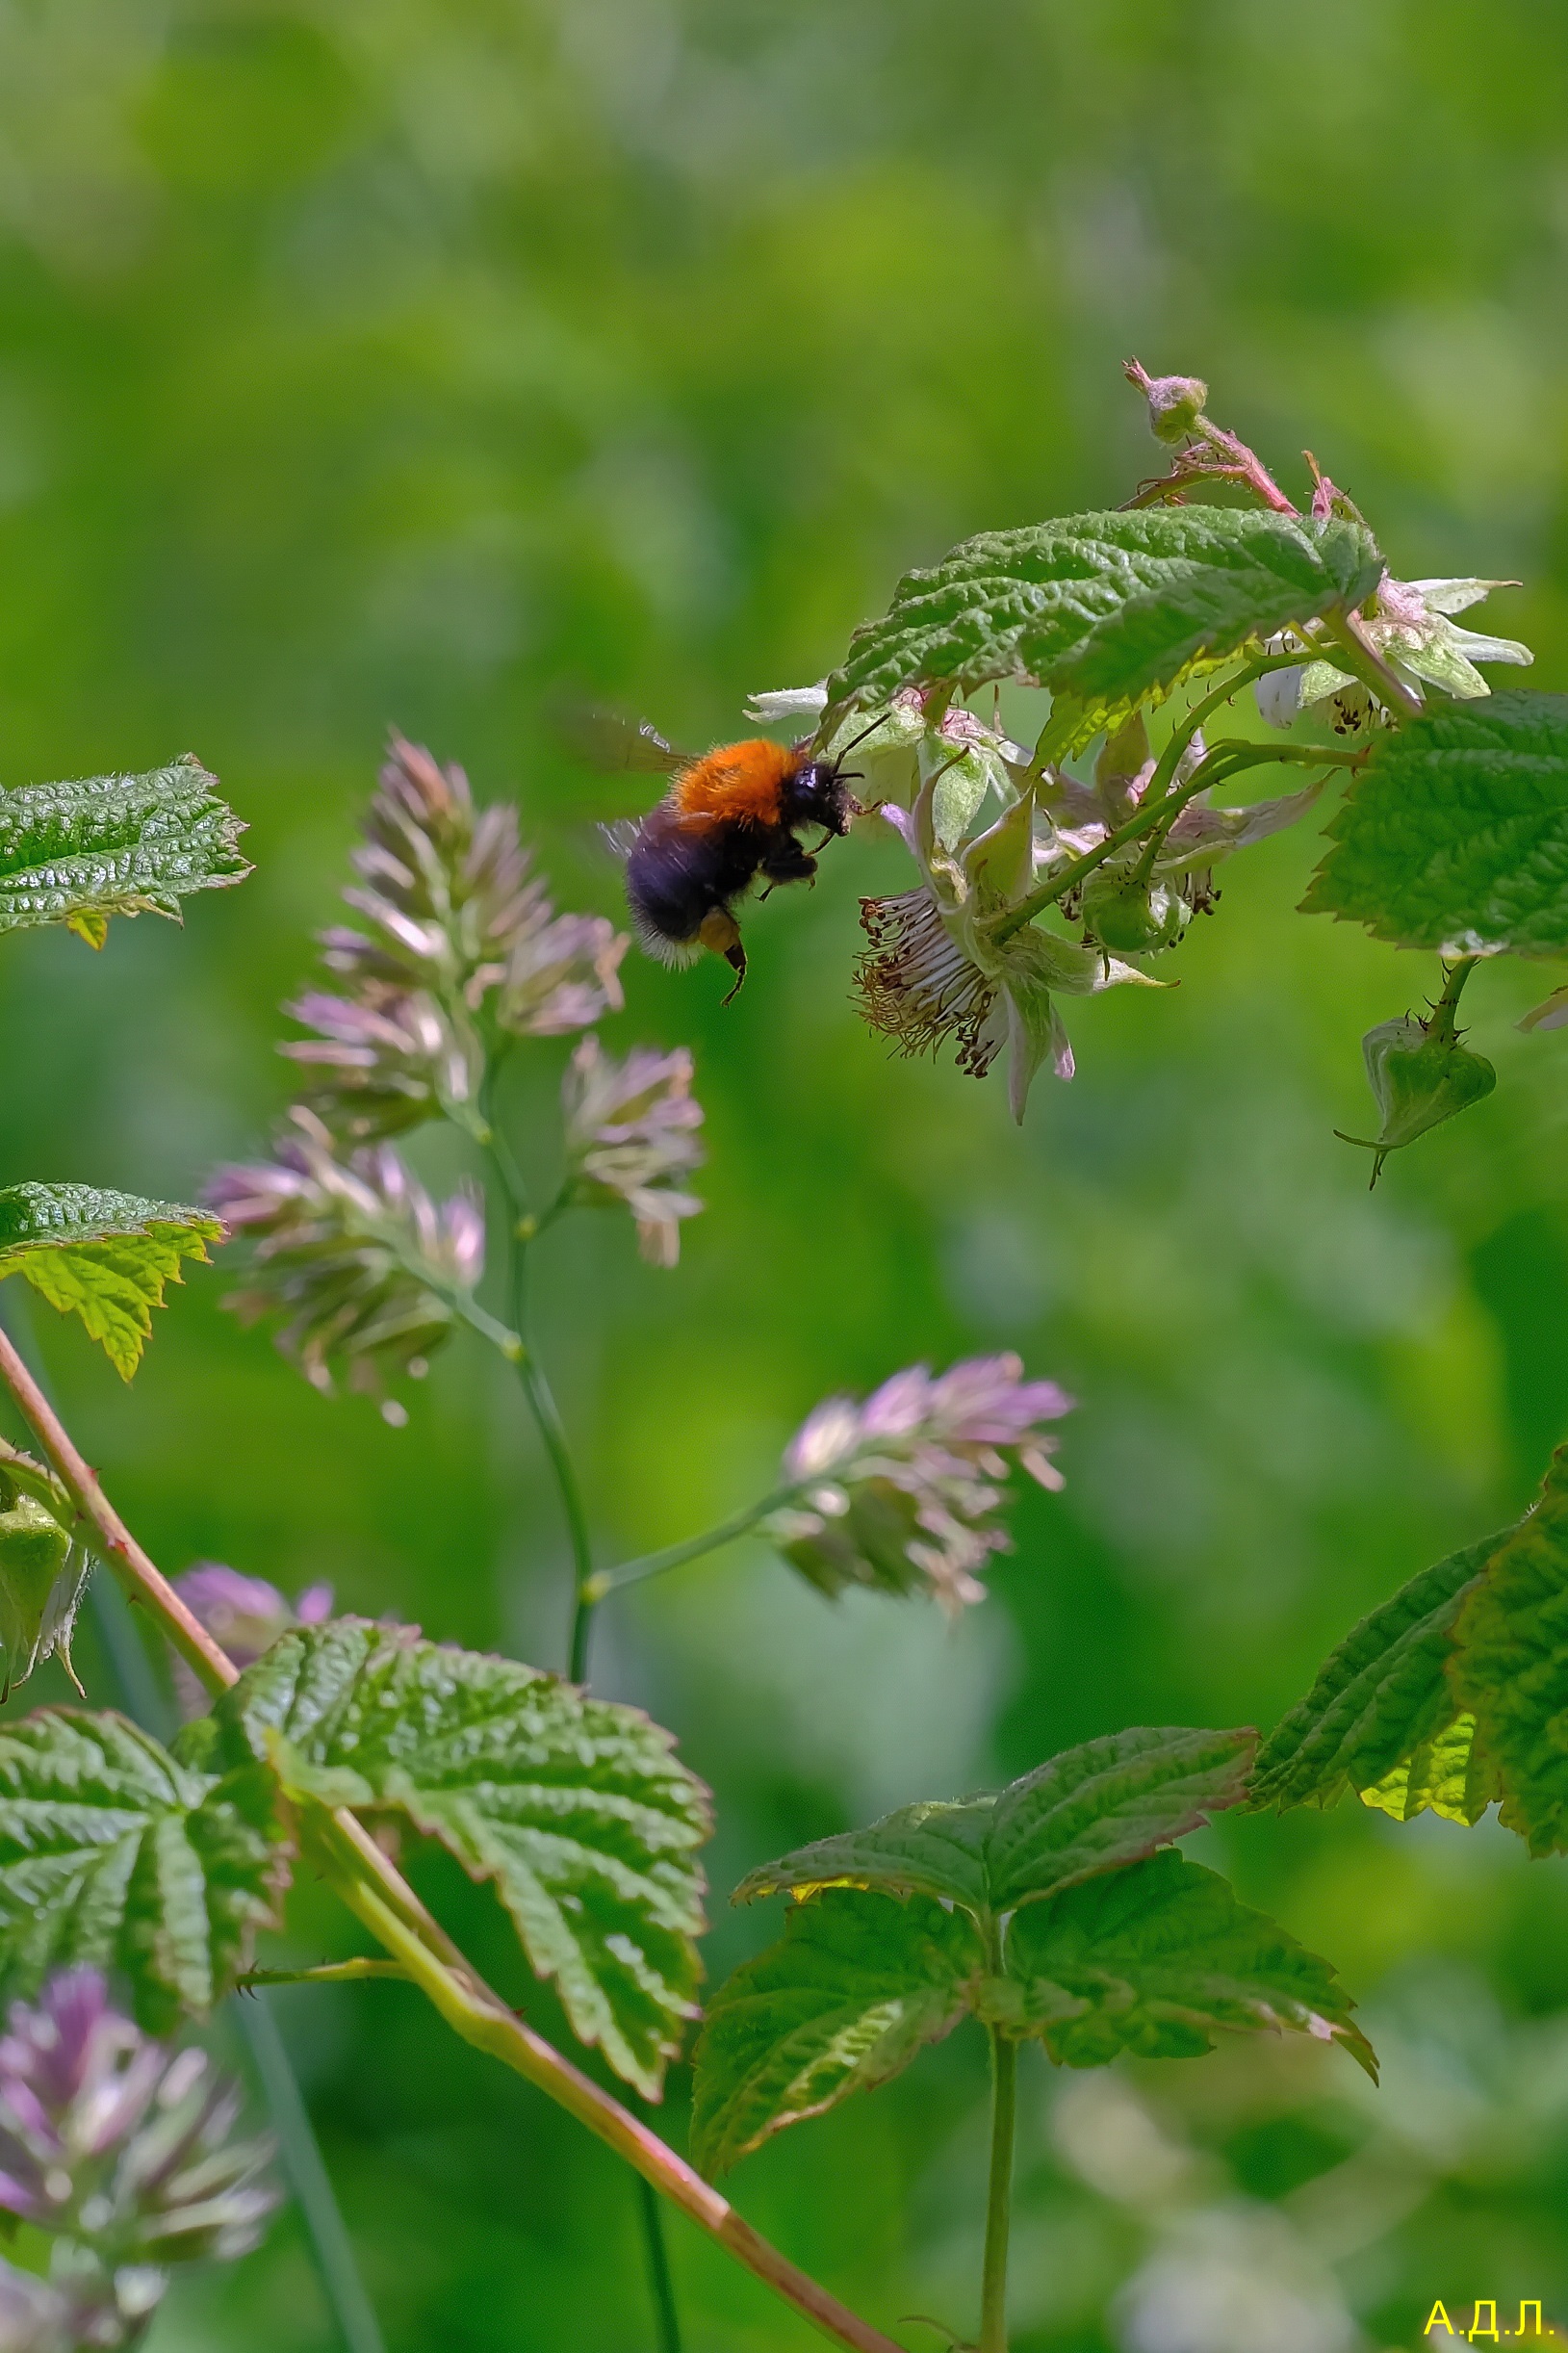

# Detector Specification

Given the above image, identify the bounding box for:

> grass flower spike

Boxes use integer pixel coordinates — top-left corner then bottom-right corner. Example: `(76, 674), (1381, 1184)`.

(760, 1353), (1073, 1611)
(561, 1038), (705, 1267)
(0, 1969), (276, 2349)
(207, 1106), (485, 1408)
(281, 985), (485, 1140)
(321, 734), (540, 1004)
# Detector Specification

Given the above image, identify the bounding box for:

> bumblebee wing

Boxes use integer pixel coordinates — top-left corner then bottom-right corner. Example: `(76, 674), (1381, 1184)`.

(557, 703), (687, 777)
(598, 817), (645, 864)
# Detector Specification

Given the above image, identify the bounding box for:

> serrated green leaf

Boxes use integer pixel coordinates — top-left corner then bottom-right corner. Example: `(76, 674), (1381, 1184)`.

(826, 509), (1382, 728)
(0, 757), (248, 942)
(1451, 1448), (1568, 1855)
(994, 1851), (1376, 2078)
(1360, 1712), (1495, 1827)
(733, 1726), (1253, 1923)
(985, 1726), (1255, 1911)
(1250, 1533), (1500, 1814)
(690, 1888), (981, 2177)
(0, 1185), (223, 1378)
(1302, 690), (1568, 952)
(0, 1709), (289, 2032)
(205, 1619), (710, 2096)
(734, 1794), (994, 1913)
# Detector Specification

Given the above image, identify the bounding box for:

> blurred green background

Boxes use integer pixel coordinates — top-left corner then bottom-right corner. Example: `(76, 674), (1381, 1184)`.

(4, 3), (1568, 2347)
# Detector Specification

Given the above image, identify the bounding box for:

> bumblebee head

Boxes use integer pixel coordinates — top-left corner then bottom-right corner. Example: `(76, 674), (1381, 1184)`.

(785, 755), (859, 836)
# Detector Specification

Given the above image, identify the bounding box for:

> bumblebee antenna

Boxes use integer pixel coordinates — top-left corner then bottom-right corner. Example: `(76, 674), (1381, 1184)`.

(826, 712), (889, 768)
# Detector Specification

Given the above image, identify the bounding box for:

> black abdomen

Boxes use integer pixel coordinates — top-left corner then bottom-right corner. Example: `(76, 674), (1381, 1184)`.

(626, 810), (765, 947)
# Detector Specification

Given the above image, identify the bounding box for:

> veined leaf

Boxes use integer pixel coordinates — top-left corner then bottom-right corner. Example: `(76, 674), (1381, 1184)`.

(1360, 1713), (1495, 1828)
(203, 1619), (710, 2097)
(826, 508), (1381, 727)
(0, 1185), (223, 1379)
(1451, 1448), (1568, 1855)
(733, 1726), (1253, 1924)
(1250, 1534), (1500, 1815)
(994, 1851), (1376, 2079)
(0, 757), (248, 944)
(690, 1889), (981, 2177)
(1303, 690), (1568, 953)
(985, 1726), (1255, 1911)
(0, 1709), (288, 2032)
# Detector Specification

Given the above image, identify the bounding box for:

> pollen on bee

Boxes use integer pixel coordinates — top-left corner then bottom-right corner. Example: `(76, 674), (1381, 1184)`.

(698, 908), (742, 956)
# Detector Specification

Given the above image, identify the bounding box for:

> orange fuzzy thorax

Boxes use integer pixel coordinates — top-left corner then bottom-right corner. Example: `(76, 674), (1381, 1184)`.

(670, 739), (797, 825)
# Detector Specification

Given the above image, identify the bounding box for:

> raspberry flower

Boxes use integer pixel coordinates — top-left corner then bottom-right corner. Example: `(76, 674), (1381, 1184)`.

(0, 1969), (276, 2348)
(759, 1354), (1073, 1612)
(858, 774), (1157, 1119)
(561, 1039), (706, 1268)
(206, 1106), (485, 1409)
(1256, 575), (1531, 732)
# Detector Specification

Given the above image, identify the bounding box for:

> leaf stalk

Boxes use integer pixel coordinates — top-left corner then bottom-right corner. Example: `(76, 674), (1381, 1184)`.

(978, 2024), (1016, 2353)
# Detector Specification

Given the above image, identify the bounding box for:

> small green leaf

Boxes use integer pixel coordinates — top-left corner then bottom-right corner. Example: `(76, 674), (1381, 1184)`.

(0, 1185), (223, 1378)
(1250, 1533), (1500, 1814)
(1451, 1448), (1568, 1855)
(0, 757), (249, 942)
(996, 1850), (1376, 2078)
(1303, 690), (1568, 953)
(734, 1726), (1254, 1924)
(205, 1619), (711, 2096)
(0, 1709), (289, 2032)
(827, 508), (1382, 728)
(690, 1888), (982, 2177)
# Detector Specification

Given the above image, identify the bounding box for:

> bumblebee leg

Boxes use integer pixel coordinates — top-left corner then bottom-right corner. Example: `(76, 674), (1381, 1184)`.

(719, 942), (747, 1004)
(760, 843), (819, 891)
(698, 904), (748, 1002)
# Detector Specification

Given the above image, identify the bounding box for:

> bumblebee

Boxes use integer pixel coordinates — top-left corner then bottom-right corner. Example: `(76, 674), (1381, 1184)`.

(594, 717), (867, 1000)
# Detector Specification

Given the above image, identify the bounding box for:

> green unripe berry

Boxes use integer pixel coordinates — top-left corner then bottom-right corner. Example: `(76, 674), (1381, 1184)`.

(1081, 869), (1188, 956)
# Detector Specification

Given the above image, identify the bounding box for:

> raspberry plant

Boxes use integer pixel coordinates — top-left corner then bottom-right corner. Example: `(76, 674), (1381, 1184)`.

(0, 362), (1562, 2351)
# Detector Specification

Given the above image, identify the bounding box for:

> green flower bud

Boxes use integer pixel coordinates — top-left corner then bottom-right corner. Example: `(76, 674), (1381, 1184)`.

(1337, 1009), (1496, 1186)
(1081, 867), (1188, 955)
(1143, 373), (1209, 446)
(0, 1471), (85, 1694)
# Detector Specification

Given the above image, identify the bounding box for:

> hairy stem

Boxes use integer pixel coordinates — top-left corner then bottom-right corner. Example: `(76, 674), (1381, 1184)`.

(586, 1488), (801, 1605)
(240, 1961), (410, 1989)
(1429, 951), (1482, 1040)
(978, 2027), (1016, 2353)
(0, 1326), (235, 1696)
(323, 1851), (906, 2353)
(1, 1306), (390, 2353)
(478, 1133), (602, 1680)
(992, 739), (1360, 946)
(1136, 650), (1298, 807)
(1324, 609), (1424, 720)
(0, 1338), (907, 2353)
